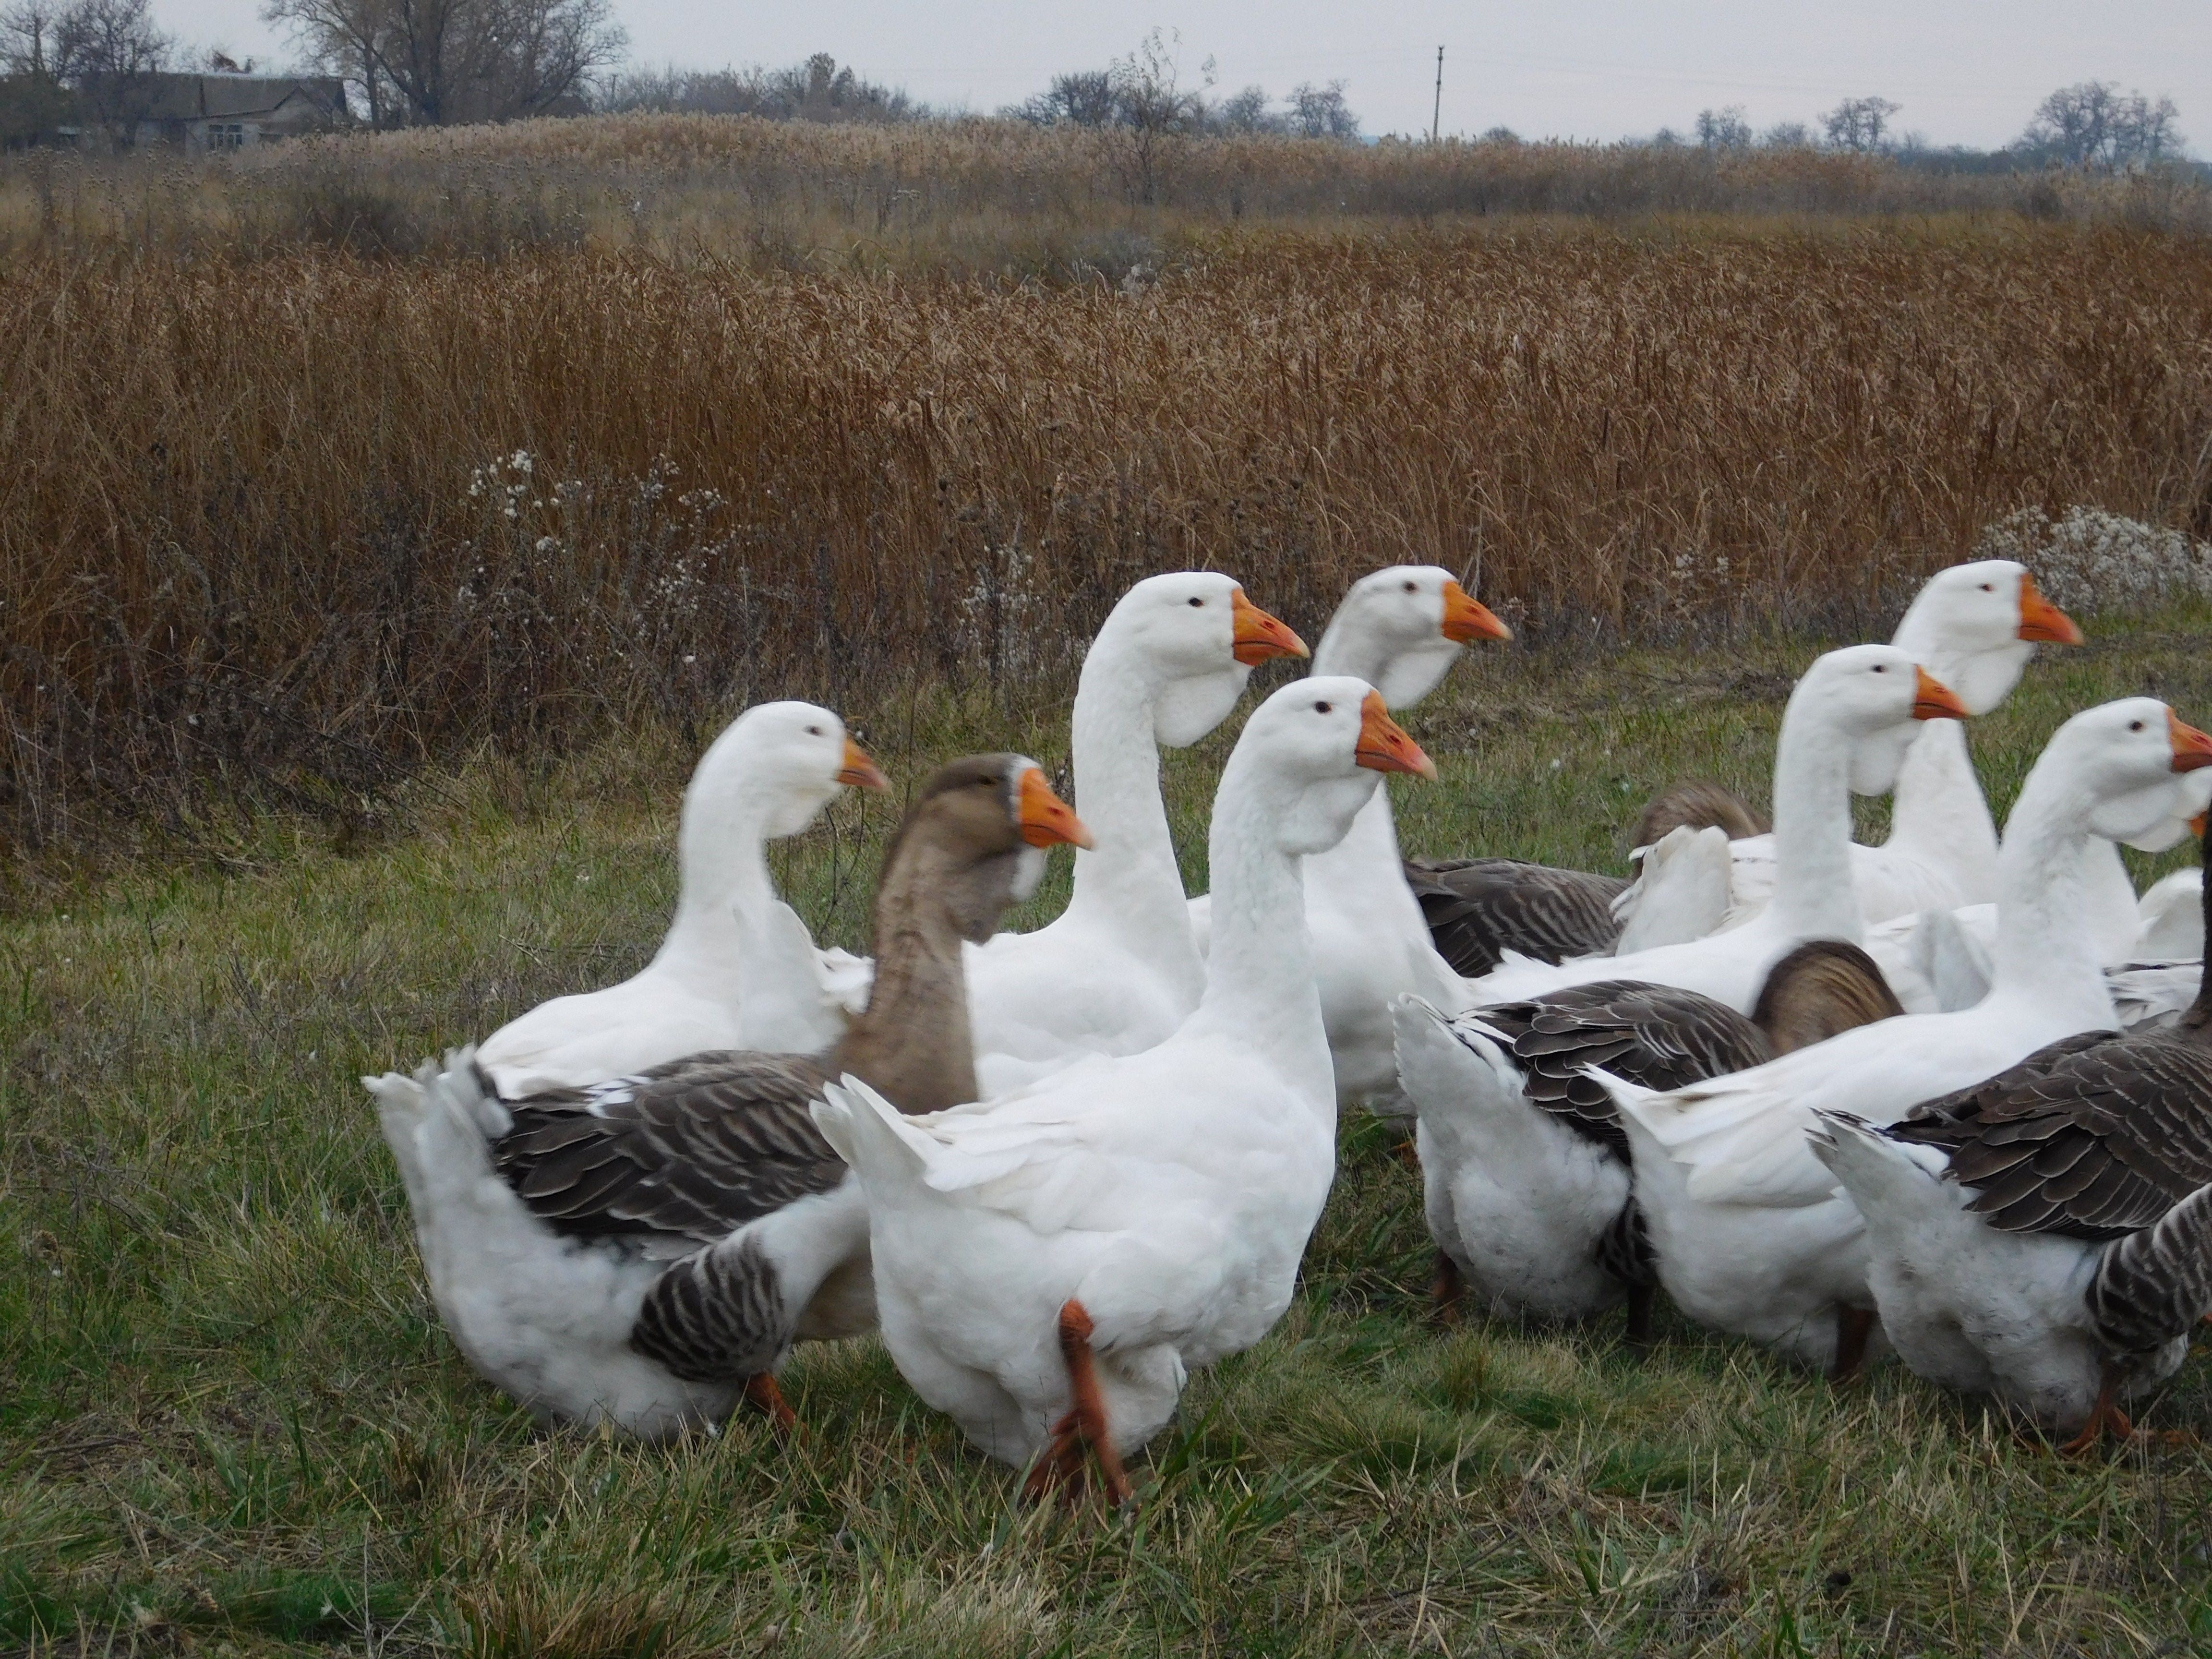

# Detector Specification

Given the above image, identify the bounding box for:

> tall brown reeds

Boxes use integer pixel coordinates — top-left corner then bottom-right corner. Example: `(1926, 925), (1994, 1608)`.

(4, 220), (2211, 856)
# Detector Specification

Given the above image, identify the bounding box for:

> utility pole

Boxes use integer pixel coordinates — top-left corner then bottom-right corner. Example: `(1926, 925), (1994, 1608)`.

(1431, 45), (1444, 141)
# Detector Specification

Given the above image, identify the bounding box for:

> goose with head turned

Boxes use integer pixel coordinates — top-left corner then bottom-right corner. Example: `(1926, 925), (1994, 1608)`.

(1186, 565), (1513, 1104)
(1811, 825), (2212, 1447)
(814, 679), (1435, 1503)
(471, 701), (887, 1098)
(367, 756), (1090, 1439)
(963, 572), (1306, 1097)
(1466, 645), (1969, 1014)
(1601, 699), (2212, 1377)
(1399, 939), (1902, 1338)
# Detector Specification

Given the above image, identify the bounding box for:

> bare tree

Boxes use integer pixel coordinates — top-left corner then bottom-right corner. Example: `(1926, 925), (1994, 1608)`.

(1, 0), (59, 73)
(1213, 82), (1273, 134)
(1695, 104), (1751, 150)
(264, 0), (621, 127)
(1821, 96), (1899, 152)
(1104, 29), (1212, 203)
(45, 0), (169, 139)
(1287, 79), (1358, 140)
(1760, 120), (1813, 150)
(1004, 68), (1115, 127)
(2020, 81), (2183, 170)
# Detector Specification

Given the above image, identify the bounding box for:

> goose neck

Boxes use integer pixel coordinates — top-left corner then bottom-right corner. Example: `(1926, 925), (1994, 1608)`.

(1989, 774), (2113, 1019)
(1884, 720), (1998, 866)
(1190, 768), (1334, 1103)
(831, 838), (979, 1113)
(1061, 641), (1198, 934)
(1310, 625), (1389, 690)
(654, 794), (779, 973)
(1763, 709), (1865, 940)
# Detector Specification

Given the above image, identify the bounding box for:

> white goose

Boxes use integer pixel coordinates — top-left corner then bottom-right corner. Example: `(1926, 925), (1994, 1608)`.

(964, 573), (1306, 1096)
(1603, 699), (2212, 1374)
(473, 701), (885, 1098)
(1620, 563), (2080, 936)
(1811, 837), (2212, 1446)
(1188, 565), (1512, 1103)
(1467, 645), (1968, 1013)
(814, 680), (1435, 1501)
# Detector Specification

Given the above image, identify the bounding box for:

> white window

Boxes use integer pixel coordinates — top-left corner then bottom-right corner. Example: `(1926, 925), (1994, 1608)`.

(207, 122), (245, 149)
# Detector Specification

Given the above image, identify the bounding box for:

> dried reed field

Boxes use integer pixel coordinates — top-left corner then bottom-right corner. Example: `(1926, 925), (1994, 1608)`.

(6, 218), (2212, 863)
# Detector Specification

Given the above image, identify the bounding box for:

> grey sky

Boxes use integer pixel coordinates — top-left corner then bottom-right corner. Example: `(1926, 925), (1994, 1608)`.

(173, 0), (2208, 151)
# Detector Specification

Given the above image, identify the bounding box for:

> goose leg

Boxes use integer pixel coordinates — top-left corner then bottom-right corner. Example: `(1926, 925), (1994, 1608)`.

(1025, 1299), (1133, 1509)
(1830, 1306), (1876, 1382)
(2059, 1365), (2135, 1455)
(1431, 1252), (1466, 1326)
(1623, 1284), (1656, 1353)
(742, 1372), (799, 1431)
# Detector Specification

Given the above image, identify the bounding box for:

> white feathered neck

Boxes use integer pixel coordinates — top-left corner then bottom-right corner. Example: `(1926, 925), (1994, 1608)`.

(1760, 684), (1871, 942)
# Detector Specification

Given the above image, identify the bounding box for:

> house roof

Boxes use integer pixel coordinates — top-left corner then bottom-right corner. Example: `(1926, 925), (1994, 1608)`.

(139, 73), (349, 123)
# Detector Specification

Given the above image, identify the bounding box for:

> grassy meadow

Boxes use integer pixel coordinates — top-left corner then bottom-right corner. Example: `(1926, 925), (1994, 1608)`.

(9, 612), (2212, 1657)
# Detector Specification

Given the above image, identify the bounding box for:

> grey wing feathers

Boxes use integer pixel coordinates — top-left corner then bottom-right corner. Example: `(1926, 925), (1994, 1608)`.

(630, 1230), (788, 1383)
(1750, 940), (1906, 1057)
(1473, 979), (1771, 1154)
(1892, 1033), (2212, 1240)
(1630, 779), (1767, 849)
(2089, 1182), (2212, 1360)
(1405, 857), (1627, 978)
(491, 1050), (843, 1247)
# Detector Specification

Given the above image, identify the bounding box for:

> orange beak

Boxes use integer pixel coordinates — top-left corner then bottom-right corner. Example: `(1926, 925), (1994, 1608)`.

(2192, 811), (2209, 838)
(1440, 579), (1513, 644)
(1230, 588), (1310, 667)
(1911, 667), (1971, 722)
(2168, 710), (2212, 775)
(835, 736), (888, 791)
(1354, 688), (1438, 780)
(1017, 767), (1094, 849)
(2016, 574), (2083, 646)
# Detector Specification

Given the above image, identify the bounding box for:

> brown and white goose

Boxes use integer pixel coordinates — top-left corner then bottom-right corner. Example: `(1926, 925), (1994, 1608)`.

(1398, 939), (1902, 1339)
(1811, 829), (2212, 1446)
(367, 756), (1090, 1438)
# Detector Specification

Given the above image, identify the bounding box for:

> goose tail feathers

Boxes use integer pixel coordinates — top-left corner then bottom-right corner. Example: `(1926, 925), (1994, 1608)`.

(2091, 1181), (2212, 1359)
(812, 1074), (932, 1188)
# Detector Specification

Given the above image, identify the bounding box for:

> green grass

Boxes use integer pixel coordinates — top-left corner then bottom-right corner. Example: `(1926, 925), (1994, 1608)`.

(8, 614), (2212, 1656)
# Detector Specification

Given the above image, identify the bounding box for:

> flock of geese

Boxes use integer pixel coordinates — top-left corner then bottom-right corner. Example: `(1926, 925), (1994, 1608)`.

(370, 559), (2212, 1504)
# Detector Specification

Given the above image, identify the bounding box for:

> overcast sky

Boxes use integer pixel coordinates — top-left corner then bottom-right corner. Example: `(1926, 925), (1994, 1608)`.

(172, 0), (2208, 151)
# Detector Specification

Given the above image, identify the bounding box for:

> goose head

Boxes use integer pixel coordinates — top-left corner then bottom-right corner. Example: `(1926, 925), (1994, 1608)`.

(684, 700), (886, 845)
(1312, 565), (1512, 708)
(1091, 572), (1307, 747)
(888, 754), (1091, 943)
(1782, 644), (1969, 796)
(1889, 560), (2082, 716)
(1229, 675), (1435, 857)
(2019, 699), (2212, 848)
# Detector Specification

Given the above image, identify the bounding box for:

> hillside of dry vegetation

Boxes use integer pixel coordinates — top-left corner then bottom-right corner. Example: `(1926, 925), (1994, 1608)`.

(3, 199), (2211, 866)
(7, 116), (2210, 263)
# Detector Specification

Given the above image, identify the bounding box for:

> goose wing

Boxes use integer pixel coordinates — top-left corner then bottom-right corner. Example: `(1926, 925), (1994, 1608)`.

(491, 1050), (841, 1250)
(1893, 1032), (2212, 1239)
(1470, 979), (1770, 1154)
(1404, 857), (1625, 978)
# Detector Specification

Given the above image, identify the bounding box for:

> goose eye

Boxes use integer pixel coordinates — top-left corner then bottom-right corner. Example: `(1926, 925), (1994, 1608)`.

(806, 726), (823, 736)
(1314, 700), (1333, 714)
(1980, 583), (1994, 591)
(1871, 664), (1885, 673)
(1188, 597), (1204, 607)
(1402, 580), (1417, 592)
(2129, 720), (2145, 732)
